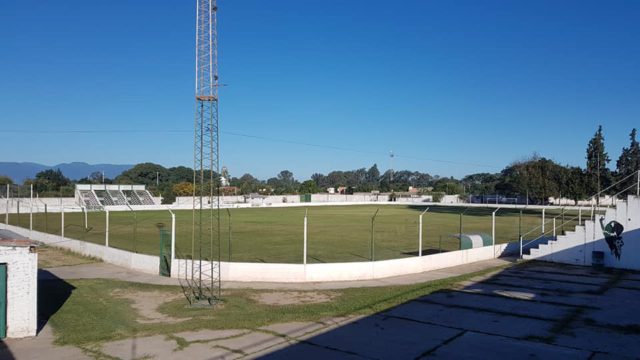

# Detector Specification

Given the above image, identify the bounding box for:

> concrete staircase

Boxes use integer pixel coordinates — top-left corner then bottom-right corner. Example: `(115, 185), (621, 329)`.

(523, 195), (640, 269)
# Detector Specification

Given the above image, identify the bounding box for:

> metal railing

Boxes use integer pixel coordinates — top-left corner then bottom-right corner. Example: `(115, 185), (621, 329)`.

(588, 170), (640, 206)
(518, 207), (579, 256)
(519, 213), (582, 258)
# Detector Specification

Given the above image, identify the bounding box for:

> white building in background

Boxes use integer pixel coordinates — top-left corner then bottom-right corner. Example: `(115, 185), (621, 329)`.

(0, 239), (38, 338)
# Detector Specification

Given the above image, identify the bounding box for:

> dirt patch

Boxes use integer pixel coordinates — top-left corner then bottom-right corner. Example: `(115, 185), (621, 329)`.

(38, 245), (99, 268)
(252, 291), (338, 305)
(112, 289), (185, 324)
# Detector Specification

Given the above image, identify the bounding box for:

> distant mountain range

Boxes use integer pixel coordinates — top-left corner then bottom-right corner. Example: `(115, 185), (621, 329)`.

(0, 162), (133, 183)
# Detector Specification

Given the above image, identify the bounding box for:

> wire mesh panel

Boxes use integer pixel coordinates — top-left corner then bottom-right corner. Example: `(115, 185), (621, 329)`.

(307, 205), (373, 263)
(106, 211), (138, 252)
(374, 207), (420, 260)
(421, 206), (466, 253)
(223, 207), (304, 263)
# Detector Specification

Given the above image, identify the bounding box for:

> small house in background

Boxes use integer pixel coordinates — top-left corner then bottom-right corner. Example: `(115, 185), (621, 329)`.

(0, 238), (38, 339)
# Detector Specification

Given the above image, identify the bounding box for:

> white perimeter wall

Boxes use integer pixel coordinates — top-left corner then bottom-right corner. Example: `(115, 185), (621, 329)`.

(173, 243), (512, 283)
(0, 245), (37, 338)
(3, 220), (515, 283)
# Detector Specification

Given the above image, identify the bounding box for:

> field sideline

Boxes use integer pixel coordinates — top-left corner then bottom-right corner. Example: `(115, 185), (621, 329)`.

(3, 205), (581, 263)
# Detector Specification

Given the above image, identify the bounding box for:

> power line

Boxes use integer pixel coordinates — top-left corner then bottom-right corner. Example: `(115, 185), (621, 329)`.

(0, 128), (498, 169)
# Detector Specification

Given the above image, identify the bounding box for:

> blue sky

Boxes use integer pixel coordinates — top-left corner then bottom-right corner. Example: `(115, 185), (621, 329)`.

(1, 0), (638, 180)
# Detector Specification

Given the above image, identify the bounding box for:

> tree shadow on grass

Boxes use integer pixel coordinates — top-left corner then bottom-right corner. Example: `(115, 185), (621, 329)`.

(37, 270), (76, 334)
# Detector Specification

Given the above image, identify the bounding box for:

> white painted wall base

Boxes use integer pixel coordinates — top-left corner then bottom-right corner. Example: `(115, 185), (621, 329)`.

(5, 222), (516, 283)
(0, 244), (37, 338)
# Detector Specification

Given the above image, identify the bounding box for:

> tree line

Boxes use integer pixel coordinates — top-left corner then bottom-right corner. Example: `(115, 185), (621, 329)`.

(1, 126), (638, 204)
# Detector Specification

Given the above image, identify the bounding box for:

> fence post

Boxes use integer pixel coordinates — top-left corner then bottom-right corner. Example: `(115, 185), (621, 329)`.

(227, 208), (231, 262)
(418, 208), (429, 257)
(29, 184), (33, 236)
(541, 208), (545, 234)
(371, 209), (379, 261)
(303, 209), (308, 265)
(519, 236), (523, 258)
(61, 206), (65, 238)
(492, 208), (500, 258)
(5, 184), (9, 228)
(518, 210), (522, 240)
(578, 208), (582, 226)
(171, 211), (176, 262)
(105, 210), (109, 247)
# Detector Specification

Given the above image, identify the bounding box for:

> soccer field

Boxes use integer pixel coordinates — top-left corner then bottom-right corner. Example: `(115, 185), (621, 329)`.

(3, 205), (582, 263)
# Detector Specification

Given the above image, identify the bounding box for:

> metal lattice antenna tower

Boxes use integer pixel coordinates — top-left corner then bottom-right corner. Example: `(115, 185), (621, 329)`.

(189, 0), (221, 306)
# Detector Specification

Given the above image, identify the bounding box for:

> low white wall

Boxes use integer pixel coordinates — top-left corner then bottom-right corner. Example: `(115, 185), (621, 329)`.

(172, 242), (513, 283)
(4, 223), (513, 283)
(0, 245), (37, 338)
(3, 224), (159, 275)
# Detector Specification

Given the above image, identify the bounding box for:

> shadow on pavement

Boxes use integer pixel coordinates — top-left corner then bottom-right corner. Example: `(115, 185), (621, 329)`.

(259, 257), (638, 359)
(37, 270), (76, 334)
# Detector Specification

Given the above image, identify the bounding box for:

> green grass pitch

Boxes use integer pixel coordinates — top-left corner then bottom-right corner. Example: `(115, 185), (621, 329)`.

(3, 205), (581, 263)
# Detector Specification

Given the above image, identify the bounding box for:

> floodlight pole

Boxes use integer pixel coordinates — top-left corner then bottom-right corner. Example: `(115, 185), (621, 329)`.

(637, 170), (639, 196)
(553, 218), (556, 238)
(303, 209), (308, 265)
(541, 208), (545, 234)
(418, 208), (429, 257)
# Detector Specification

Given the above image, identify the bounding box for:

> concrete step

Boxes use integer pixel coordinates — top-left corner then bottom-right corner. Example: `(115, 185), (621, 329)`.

(528, 248), (541, 258)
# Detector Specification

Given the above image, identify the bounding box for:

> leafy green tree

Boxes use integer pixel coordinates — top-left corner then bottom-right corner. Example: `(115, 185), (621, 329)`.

(267, 170), (299, 194)
(585, 125), (611, 197)
(115, 163), (168, 186)
(232, 173), (261, 194)
(0, 175), (13, 186)
(616, 128), (640, 195)
(298, 180), (320, 194)
(172, 182), (194, 196)
(167, 166), (193, 184)
(32, 168), (71, 193)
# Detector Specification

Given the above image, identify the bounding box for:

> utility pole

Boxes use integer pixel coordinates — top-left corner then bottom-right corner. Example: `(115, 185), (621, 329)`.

(389, 151), (394, 184)
(597, 152), (601, 206)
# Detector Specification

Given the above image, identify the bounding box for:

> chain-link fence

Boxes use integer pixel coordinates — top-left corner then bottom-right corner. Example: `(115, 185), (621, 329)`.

(1, 200), (603, 264)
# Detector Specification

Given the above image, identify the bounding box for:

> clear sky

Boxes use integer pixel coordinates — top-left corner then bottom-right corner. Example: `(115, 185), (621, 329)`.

(1, 0), (638, 180)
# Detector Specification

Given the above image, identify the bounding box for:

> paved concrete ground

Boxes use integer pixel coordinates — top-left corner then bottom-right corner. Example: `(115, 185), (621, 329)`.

(3, 260), (640, 359)
(259, 262), (640, 359)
